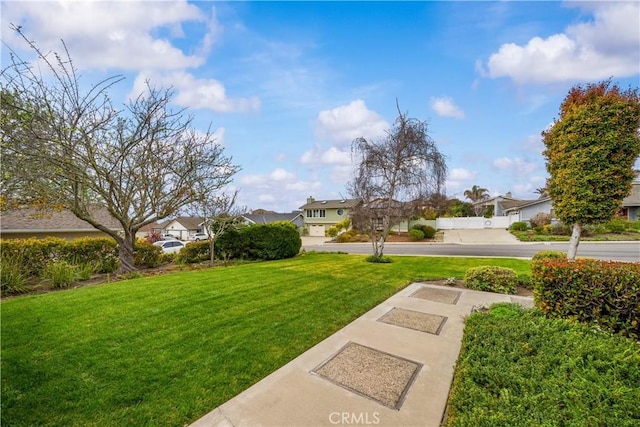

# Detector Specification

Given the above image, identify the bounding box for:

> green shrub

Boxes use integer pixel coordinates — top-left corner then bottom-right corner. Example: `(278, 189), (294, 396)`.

(326, 225), (339, 238)
(0, 237), (67, 277)
(133, 241), (163, 268)
(532, 250), (567, 261)
(215, 227), (249, 260)
(551, 222), (572, 235)
(605, 218), (628, 233)
(244, 222), (301, 260)
(0, 255), (29, 295)
(412, 224), (436, 239)
(463, 266), (518, 294)
(510, 221), (528, 231)
(43, 260), (78, 289)
(447, 303), (640, 427)
(517, 274), (533, 290)
(93, 255), (119, 274)
(176, 241), (210, 264)
(63, 237), (118, 269)
(421, 225), (436, 239)
(531, 259), (640, 339)
(365, 255), (392, 263)
(408, 228), (425, 241)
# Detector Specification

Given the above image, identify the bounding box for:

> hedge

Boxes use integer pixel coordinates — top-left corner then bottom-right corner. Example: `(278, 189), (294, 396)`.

(176, 223), (301, 263)
(0, 237), (163, 278)
(244, 222), (301, 260)
(463, 266), (519, 294)
(531, 259), (640, 339)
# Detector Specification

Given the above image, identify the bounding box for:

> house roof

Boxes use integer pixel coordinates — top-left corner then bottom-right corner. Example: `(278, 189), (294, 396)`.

(0, 206), (122, 233)
(243, 211), (302, 224)
(166, 216), (205, 229)
(503, 197), (552, 213)
(299, 198), (360, 210)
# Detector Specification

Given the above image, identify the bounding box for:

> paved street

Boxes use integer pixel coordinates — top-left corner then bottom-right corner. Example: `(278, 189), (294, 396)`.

(301, 231), (640, 263)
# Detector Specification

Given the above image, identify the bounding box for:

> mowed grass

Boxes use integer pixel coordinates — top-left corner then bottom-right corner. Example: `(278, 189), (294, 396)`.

(1, 253), (529, 426)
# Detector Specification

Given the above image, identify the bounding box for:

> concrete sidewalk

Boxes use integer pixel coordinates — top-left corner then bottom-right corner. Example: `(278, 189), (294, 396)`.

(191, 284), (533, 427)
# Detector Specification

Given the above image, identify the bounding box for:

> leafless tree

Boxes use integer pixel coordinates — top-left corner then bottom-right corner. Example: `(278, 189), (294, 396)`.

(188, 190), (245, 262)
(349, 104), (447, 259)
(1, 28), (239, 273)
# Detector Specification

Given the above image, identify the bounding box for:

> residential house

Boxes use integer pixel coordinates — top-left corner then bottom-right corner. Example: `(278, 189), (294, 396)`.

(473, 193), (526, 217)
(503, 197), (555, 225)
(620, 174), (640, 220)
(299, 197), (360, 236)
(0, 206), (122, 240)
(242, 211), (304, 233)
(159, 216), (205, 240)
(504, 174), (640, 223)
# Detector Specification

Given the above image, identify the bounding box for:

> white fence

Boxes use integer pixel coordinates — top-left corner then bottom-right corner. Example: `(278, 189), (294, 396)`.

(436, 216), (514, 230)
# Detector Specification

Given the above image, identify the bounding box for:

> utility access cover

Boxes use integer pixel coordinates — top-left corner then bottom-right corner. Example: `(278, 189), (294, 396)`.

(378, 308), (447, 335)
(313, 342), (421, 410)
(410, 287), (461, 305)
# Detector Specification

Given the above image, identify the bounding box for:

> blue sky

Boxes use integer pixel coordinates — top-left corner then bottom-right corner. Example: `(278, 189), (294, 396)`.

(2, 1), (639, 212)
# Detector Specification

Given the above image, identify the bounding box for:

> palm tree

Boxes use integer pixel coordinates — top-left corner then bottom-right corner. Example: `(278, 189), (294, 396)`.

(534, 187), (548, 198)
(463, 185), (489, 202)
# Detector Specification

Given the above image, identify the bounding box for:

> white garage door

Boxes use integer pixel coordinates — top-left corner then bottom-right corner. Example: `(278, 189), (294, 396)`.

(309, 224), (325, 237)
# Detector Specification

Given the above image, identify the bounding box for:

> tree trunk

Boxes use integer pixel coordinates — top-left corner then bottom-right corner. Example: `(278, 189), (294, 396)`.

(117, 233), (137, 274)
(567, 222), (582, 260)
(209, 238), (216, 263)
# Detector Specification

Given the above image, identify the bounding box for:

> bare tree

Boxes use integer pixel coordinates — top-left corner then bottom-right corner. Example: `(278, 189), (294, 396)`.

(1, 29), (239, 273)
(349, 104), (447, 259)
(188, 190), (245, 263)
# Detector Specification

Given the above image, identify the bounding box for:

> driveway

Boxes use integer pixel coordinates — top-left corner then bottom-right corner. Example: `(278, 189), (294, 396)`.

(442, 228), (519, 244)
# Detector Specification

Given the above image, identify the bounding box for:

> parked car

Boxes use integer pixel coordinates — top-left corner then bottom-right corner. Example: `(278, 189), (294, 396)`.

(153, 240), (185, 253)
(187, 232), (208, 241)
(160, 233), (179, 240)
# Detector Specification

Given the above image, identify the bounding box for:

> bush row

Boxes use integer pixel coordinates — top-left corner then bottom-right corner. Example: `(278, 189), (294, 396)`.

(0, 237), (163, 293)
(511, 218), (639, 236)
(531, 258), (640, 339)
(177, 222), (301, 263)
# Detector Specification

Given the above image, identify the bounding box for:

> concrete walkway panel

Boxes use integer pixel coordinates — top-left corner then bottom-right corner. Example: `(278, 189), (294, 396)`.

(190, 283), (532, 427)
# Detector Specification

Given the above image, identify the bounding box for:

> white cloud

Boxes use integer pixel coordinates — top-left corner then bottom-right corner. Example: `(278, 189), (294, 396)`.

(302, 146), (351, 165)
(2, 0), (218, 71)
(129, 72), (260, 113)
(315, 100), (389, 145)
(482, 2), (639, 84)
(493, 157), (539, 175)
(237, 167), (323, 211)
(430, 97), (465, 119)
(449, 168), (477, 181)
(445, 168), (478, 197)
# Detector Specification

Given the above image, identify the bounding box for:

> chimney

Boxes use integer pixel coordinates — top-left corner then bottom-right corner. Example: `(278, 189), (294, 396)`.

(306, 196), (315, 204)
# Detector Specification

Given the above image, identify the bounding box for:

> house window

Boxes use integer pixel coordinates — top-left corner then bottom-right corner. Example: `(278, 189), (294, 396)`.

(306, 209), (326, 218)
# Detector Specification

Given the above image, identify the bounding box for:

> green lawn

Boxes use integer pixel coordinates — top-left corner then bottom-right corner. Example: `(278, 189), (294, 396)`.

(1, 253), (529, 427)
(446, 304), (640, 427)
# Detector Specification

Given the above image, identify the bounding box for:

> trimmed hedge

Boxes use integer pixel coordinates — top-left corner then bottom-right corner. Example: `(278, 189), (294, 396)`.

(463, 266), (518, 294)
(531, 259), (640, 339)
(176, 223), (301, 263)
(176, 241), (210, 264)
(0, 237), (164, 279)
(531, 250), (567, 261)
(408, 228), (424, 241)
(244, 222), (301, 260)
(411, 224), (436, 239)
(510, 221), (528, 231)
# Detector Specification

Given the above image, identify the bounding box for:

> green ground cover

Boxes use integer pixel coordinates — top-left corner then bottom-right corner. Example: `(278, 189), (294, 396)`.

(446, 304), (640, 427)
(1, 253), (529, 427)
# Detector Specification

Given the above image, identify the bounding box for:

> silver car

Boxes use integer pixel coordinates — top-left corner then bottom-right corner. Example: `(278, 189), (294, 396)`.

(153, 240), (186, 253)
